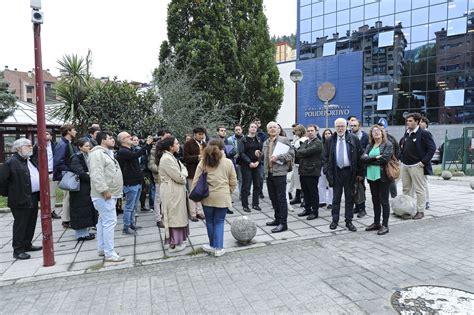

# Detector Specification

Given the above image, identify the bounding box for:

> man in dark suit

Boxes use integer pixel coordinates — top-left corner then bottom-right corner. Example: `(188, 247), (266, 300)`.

(0, 138), (43, 260)
(399, 112), (436, 220)
(183, 127), (206, 221)
(324, 118), (363, 232)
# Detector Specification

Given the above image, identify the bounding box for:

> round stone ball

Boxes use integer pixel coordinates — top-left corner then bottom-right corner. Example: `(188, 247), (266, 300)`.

(231, 216), (257, 244)
(441, 170), (452, 180)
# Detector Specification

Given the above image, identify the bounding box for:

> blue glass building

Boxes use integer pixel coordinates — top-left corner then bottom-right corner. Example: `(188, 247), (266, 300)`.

(296, 0), (474, 126)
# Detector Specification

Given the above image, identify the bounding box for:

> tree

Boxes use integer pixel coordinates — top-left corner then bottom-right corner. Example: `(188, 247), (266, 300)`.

(52, 51), (92, 128)
(154, 58), (234, 140)
(0, 71), (17, 122)
(158, 0), (283, 128)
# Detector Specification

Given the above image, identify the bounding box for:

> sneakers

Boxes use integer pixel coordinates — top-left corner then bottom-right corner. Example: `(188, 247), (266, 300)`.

(202, 244), (214, 254)
(129, 225), (142, 231)
(104, 253), (125, 262)
(168, 243), (186, 253)
(99, 250), (120, 257)
(214, 248), (226, 257)
(122, 227), (137, 235)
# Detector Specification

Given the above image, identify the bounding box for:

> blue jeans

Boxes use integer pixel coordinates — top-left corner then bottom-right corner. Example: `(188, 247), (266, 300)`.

(75, 228), (89, 239)
(202, 206), (227, 249)
(123, 184), (141, 228)
(93, 198), (117, 257)
(149, 181), (156, 209)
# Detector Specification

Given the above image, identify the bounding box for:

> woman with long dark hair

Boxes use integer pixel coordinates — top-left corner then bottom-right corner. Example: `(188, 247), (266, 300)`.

(70, 138), (97, 241)
(318, 128), (334, 209)
(361, 125), (393, 235)
(158, 136), (190, 252)
(192, 139), (237, 257)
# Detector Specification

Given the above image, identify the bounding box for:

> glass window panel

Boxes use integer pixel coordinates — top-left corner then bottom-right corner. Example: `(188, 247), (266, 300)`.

(300, 18), (312, 33)
(300, 32), (311, 45)
(448, 0), (468, 19)
(312, 16), (324, 30)
(312, 30), (324, 42)
(339, 0), (350, 10)
(365, 17), (379, 27)
(380, 14), (395, 27)
(352, 0), (364, 7)
(380, 0), (395, 15)
(412, 0), (429, 8)
(411, 57), (429, 75)
(351, 22), (362, 32)
(429, 20), (447, 39)
(447, 17), (467, 36)
(379, 30), (395, 47)
(426, 91), (441, 109)
(429, 3), (448, 22)
(351, 6), (364, 22)
(325, 12), (337, 28)
(427, 56), (438, 74)
(325, 0), (337, 13)
(395, 11), (411, 28)
(470, 0), (474, 10)
(377, 95), (393, 110)
(337, 24), (351, 37)
(412, 7), (429, 26)
(312, 2), (323, 16)
(365, 2), (379, 19)
(300, 5), (312, 20)
(446, 71), (466, 88)
(401, 27), (411, 42)
(323, 41), (337, 56)
(411, 75), (428, 91)
(324, 27), (337, 36)
(337, 9), (350, 25)
(300, 0), (311, 6)
(411, 24), (429, 42)
(445, 89), (465, 106)
(396, 0), (411, 12)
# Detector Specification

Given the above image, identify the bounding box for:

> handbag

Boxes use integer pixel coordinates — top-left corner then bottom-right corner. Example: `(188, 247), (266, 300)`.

(58, 171), (80, 192)
(189, 169), (209, 202)
(385, 154), (400, 181)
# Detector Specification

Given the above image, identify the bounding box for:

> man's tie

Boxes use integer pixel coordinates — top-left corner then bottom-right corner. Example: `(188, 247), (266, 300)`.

(337, 137), (345, 169)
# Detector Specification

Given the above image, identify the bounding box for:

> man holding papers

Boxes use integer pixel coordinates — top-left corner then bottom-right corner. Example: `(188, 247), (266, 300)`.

(262, 122), (295, 233)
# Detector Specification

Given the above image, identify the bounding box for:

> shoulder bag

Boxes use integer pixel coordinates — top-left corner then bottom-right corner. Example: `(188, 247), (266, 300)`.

(189, 167), (209, 202)
(58, 171), (80, 192)
(385, 154), (400, 181)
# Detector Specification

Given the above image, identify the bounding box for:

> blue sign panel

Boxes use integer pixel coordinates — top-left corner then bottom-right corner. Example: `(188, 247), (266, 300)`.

(296, 52), (363, 128)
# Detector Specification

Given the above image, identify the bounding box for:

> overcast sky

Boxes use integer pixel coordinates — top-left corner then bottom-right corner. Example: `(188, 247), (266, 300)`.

(0, 0), (296, 83)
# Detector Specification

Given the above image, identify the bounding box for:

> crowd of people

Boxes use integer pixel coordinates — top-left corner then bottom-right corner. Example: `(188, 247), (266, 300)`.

(0, 112), (436, 261)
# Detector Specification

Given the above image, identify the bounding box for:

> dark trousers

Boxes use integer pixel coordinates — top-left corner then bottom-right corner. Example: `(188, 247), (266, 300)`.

(331, 167), (354, 223)
(368, 179), (391, 227)
(240, 164), (260, 208)
(266, 174), (288, 224)
(300, 175), (319, 213)
(11, 193), (39, 254)
(389, 181), (397, 198)
(258, 164), (265, 195)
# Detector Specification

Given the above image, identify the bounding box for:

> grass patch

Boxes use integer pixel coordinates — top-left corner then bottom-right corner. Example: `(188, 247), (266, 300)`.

(87, 262), (104, 272)
(0, 188), (64, 209)
(187, 248), (205, 256)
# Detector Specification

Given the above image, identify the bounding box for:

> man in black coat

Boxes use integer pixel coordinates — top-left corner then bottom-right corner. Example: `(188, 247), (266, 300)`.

(296, 124), (323, 220)
(0, 138), (43, 260)
(399, 112), (436, 220)
(324, 118), (363, 232)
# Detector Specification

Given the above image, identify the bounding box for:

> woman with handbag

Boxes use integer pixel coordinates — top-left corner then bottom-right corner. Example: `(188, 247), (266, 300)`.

(361, 125), (394, 235)
(69, 138), (97, 241)
(318, 128), (334, 209)
(158, 136), (189, 253)
(192, 139), (237, 257)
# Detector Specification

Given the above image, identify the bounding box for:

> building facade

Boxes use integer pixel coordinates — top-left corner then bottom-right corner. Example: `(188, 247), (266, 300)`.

(296, 0), (474, 126)
(3, 67), (57, 104)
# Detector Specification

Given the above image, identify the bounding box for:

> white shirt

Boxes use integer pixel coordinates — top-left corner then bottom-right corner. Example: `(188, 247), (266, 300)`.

(46, 141), (54, 172)
(407, 125), (419, 136)
(336, 136), (351, 168)
(27, 159), (40, 193)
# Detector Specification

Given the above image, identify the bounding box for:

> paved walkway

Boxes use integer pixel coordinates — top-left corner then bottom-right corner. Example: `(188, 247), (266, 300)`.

(0, 176), (472, 288)
(0, 211), (472, 313)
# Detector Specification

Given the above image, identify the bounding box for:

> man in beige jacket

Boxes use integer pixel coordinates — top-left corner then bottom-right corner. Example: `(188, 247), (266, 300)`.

(89, 131), (125, 263)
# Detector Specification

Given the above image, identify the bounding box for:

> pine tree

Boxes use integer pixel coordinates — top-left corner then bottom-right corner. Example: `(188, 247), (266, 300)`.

(157, 0), (283, 128)
(0, 71), (17, 122)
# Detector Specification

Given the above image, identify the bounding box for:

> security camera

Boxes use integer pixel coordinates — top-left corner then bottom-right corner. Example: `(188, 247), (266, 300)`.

(31, 10), (44, 24)
(30, 0), (41, 9)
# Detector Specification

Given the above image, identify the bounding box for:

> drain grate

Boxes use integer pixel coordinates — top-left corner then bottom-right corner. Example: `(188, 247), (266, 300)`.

(391, 285), (474, 314)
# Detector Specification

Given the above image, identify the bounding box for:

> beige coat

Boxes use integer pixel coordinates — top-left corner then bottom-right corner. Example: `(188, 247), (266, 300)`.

(159, 151), (188, 230)
(192, 157), (237, 209)
(89, 145), (123, 198)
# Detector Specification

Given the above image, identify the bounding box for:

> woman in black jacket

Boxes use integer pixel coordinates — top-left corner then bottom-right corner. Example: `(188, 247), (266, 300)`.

(70, 138), (97, 241)
(361, 125), (393, 235)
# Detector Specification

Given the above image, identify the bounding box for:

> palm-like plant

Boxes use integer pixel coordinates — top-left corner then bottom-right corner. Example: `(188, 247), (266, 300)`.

(52, 51), (92, 126)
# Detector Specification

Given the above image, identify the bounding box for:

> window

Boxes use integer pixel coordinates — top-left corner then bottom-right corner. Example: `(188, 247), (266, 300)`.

(395, 0), (411, 12)
(377, 95), (393, 110)
(448, 17), (467, 36)
(27, 98), (33, 103)
(412, 0), (429, 9)
(379, 30), (394, 47)
(324, 0), (336, 14)
(300, 5), (311, 20)
(380, 0), (395, 16)
(448, 0), (468, 19)
(324, 27), (337, 37)
(312, 2), (323, 16)
(337, 9), (350, 25)
(351, 6), (364, 22)
(26, 85), (34, 93)
(300, 19), (311, 34)
(429, 3), (448, 23)
(379, 15), (395, 27)
(365, 2), (379, 20)
(429, 21), (447, 40)
(395, 11), (411, 29)
(338, 0), (350, 11)
(445, 89), (465, 107)
(325, 12), (337, 28)
(411, 25), (429, 43)
(300, 0), (311, 6)
(323, 41), (336, 56)
(312, 16), (324, 30)
(411, 7), (429, 26)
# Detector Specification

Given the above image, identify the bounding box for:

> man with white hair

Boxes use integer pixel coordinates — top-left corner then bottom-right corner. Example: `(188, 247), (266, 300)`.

(262, 121), (295, 233)
(323, 118), (363, 232)
(0, 138), (43, 260)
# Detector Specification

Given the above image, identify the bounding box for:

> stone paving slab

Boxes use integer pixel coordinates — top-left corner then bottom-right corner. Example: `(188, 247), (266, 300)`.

(0, 177), (472, 286)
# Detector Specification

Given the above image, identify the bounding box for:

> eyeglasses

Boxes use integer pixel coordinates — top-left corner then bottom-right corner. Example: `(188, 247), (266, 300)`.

(335, 125), (345, 129)
(349, 125), (358, 128)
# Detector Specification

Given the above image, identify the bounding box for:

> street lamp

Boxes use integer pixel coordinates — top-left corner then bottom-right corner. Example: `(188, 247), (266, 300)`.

(290, 69), (303, 124)
(31, 0), (55, 267)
